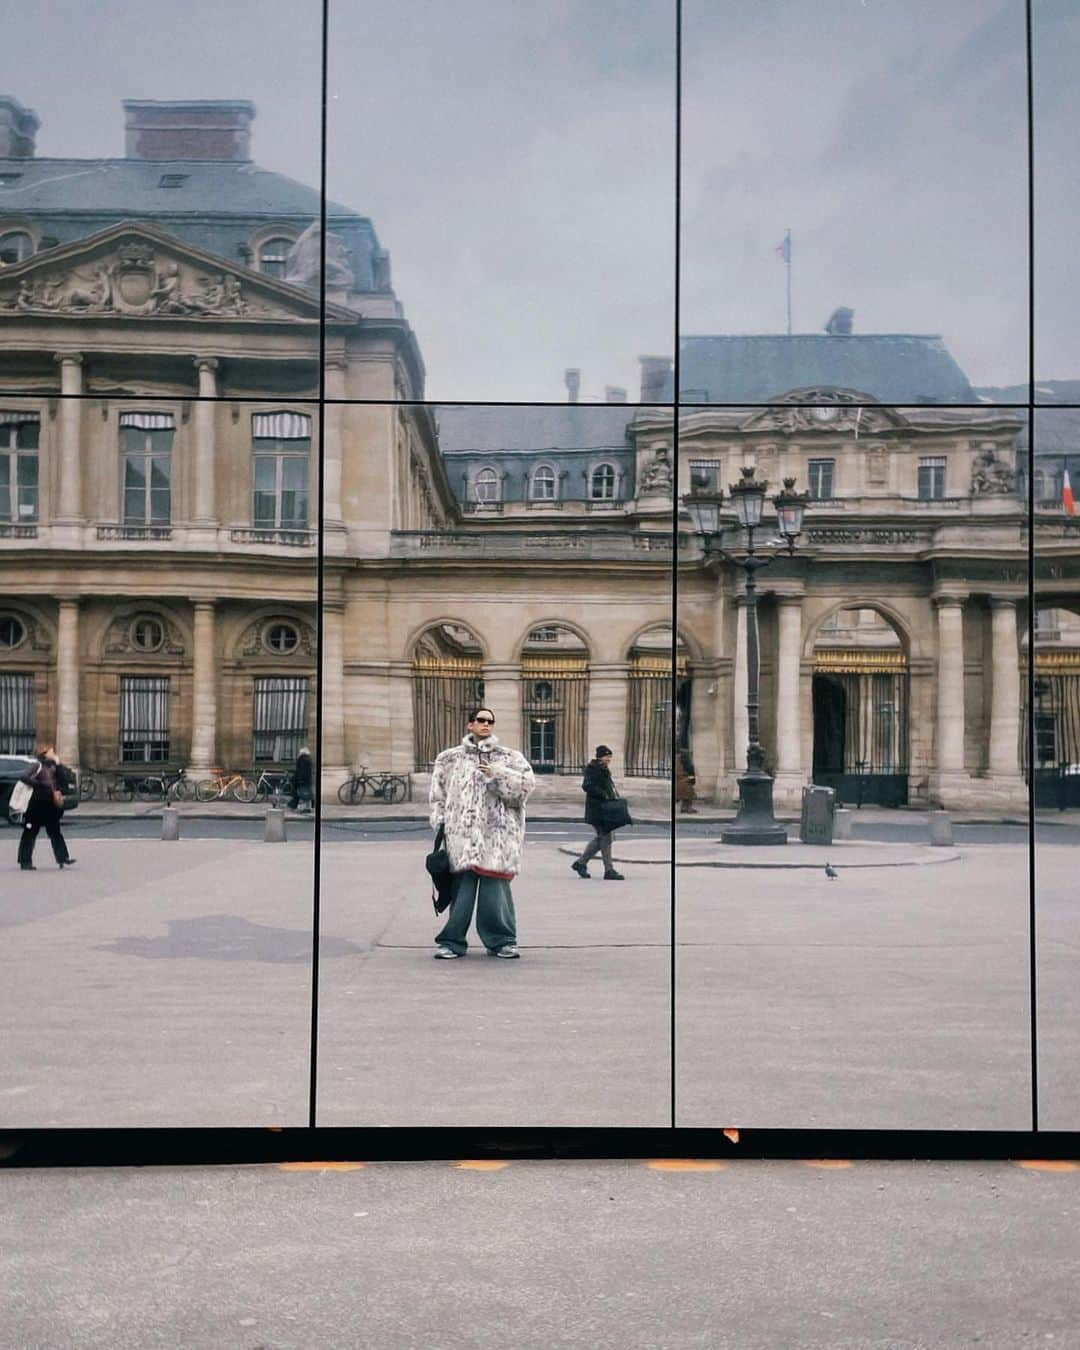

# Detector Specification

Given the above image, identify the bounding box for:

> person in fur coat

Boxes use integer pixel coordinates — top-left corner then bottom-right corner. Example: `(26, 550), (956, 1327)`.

(428, 706), (535, 959)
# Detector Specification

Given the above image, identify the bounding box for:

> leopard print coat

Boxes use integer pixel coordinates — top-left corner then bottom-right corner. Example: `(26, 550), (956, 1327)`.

(429, 733), (535, 876)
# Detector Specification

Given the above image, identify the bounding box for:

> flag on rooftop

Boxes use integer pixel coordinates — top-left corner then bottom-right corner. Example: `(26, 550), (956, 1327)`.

(775, 234), (791, 264)
(1063, 467), (1075, 516)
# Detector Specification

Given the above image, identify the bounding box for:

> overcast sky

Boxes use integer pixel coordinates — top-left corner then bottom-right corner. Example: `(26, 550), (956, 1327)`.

(2, 0), (1076, 400)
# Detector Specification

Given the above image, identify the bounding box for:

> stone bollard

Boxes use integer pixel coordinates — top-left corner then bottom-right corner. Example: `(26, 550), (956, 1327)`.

(833, 808), (853, 841)
(161, 807), (179, 841)
(264, 808), (287, 843)
(929, 811), (953, 846)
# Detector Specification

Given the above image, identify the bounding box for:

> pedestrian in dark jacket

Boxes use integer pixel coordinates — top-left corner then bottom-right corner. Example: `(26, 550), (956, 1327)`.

(571, 745), (625, 881)
(675, 748), (698, 814)
(289, 746), (314, 812)
(17, 746), (75, 871)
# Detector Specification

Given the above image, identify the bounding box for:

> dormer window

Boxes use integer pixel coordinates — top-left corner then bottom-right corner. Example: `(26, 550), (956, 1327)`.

(0, 230), (33, 267)
(590, 463), (616, 500)
(531, 465), (556, 500)
(258, 236), (294, 279)
(474, 468), (500, 503)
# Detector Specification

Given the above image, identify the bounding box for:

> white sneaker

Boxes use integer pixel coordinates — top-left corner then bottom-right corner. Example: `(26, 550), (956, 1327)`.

(433, 946), (462, 959)
(493, 944), (520, 959)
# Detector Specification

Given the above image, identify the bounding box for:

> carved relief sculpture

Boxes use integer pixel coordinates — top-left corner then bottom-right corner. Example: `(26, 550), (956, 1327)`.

(639, 444), (673, 496)
(970, 446), (1016, 495)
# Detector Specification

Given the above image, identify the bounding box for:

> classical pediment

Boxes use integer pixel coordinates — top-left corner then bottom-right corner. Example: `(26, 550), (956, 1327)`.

(0, 221), (358, 324)
(743, 389), (908, 435)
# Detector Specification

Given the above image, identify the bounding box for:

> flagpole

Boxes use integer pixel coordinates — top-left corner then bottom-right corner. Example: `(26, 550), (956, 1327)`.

(785, 227), (792, 336)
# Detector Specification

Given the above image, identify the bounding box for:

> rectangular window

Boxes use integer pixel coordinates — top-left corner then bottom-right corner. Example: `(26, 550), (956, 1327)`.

(252, 412), (311, 529)
(120, 675), (170, 763)
(0, 412), (40, 523)
(253, 676), (309, 762)
(1035, 712), (1058, 766)
(808, 458), (835, 499)
(120, 413), (173, 525)
(918, 456), (946, 500)
(0, 672), (35, 754)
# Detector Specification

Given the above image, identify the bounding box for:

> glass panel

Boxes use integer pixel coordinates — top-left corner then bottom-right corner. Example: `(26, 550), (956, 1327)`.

(681, 1), (1027, 404)
(318, 402), (674, 1125)
(124, 458), (146, 491)
(677, 400), (1030, 1127)
(0, 453), (9, 521)
(327, 3), (676, 401)
(123, 488), (145, 524)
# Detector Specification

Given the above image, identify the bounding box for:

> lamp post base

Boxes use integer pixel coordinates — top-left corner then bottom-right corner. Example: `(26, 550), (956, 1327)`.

(720, 768), (788, 846)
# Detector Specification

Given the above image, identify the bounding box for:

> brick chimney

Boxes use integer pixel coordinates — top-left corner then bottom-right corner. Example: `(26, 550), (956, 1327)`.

(123, 100), (255, 161)
(639, 355), (673, 403)
(564, 368), (581, 404)
(0, 96), (39, 158)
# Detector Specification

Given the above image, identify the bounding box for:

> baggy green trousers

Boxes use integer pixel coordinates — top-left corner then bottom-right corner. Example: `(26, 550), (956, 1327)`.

(435, 869), (517, 955)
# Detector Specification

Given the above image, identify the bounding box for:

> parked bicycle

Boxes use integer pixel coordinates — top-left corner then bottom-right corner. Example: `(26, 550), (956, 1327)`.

(252, 769), (294, 807)
(337, 767), (409, 805)
(195, 769), (257, 803)
(134, 768), (196, 803)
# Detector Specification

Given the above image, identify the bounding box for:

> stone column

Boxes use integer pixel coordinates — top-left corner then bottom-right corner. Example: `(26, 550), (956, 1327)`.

(989, 598), (1022, 781)
(587, 663), (631, 779)
(934, 595), (966, 795)
(189, 601), (217, 771)
(478, 664), (521, 752)
(192, 359), (219, 526)
(55, 598), (80, 766)
(774, 597), (804, 805)
(323, 362), (345, 532)
(54, 354), (84, 523)
(320, 604), (347, 794)
(731, 597), (749, 784)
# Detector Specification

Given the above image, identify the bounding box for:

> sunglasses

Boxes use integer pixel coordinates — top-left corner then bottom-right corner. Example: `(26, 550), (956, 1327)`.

(473, 716), (495, 725)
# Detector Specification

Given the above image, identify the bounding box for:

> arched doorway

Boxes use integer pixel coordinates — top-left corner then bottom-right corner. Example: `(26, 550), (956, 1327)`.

(625, 627), (687, 779)
(811, 607), (910, 807)
(411, 623), (485, 770)
(520, 625), (589, 774)
(1023, 603), (1080, 808)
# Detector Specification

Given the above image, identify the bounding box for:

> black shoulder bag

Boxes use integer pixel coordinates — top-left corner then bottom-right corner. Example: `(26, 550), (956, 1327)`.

(426, 824), (454, 914)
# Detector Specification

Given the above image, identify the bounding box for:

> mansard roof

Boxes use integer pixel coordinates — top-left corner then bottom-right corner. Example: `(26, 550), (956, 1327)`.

(436, 404), (636, 456)
(679, 333), (976, 405)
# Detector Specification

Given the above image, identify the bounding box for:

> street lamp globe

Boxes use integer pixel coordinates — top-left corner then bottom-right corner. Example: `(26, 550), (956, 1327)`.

(729, 465), (767, 530)
(773, 477), (810, 547)
(684, 490), (723, 538)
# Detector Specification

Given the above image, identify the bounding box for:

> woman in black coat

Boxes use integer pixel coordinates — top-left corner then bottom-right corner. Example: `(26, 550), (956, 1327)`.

(289, 746), (314, 812)
(17, 746), (75, 871)
(570, 745), (625, 881)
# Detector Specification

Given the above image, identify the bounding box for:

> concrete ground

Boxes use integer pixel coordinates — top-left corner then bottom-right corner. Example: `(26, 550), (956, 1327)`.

(1, 1159), (1079, 1349)
(2, 829), (1077, 1131)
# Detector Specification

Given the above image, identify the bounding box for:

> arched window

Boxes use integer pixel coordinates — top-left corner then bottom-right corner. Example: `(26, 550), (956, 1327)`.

(0, 231), (33, 267)
(590, 463), (616, 499)
(257, 236), (294, 279)
(474, 468), (500, 503)
(531, 465), (556, 500)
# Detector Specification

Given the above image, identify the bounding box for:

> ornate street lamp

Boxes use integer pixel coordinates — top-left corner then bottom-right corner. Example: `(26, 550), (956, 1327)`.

(683, 468), (810, 845)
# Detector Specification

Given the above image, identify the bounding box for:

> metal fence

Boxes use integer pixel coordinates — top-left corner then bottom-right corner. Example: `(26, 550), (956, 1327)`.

(1022, 662), (1080, 806)
(812, 655), (909, 805)
(412, 657), (485, 770)
(625, 658), (677, 778)
(520, 657), (589, 774)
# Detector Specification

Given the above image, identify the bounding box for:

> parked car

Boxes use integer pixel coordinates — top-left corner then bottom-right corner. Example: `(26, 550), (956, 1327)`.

(0, 755), (38, 825)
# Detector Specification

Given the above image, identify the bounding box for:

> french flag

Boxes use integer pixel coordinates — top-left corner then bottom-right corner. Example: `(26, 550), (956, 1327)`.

(1064, 467), (1076, 516)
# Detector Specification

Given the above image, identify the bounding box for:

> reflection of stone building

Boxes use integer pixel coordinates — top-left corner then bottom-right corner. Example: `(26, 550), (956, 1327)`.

(0, 95), (674, 795)
(678, 388), (1032, 811)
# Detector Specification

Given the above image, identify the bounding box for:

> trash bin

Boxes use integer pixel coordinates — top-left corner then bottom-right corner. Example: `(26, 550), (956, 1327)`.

(800, 785), (836, 844)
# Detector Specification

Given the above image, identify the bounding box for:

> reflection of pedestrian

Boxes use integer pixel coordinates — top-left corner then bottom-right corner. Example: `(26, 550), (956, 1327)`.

(429, 707), (535, 959)
(571, 745), (625, 881)
(289, 746), (314, 812)
(675, 749), (698, 814)
(17, 746), (74, 871)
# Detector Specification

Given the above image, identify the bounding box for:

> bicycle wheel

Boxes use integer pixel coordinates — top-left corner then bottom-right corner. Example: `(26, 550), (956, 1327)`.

(135, 778), (161, 802)
(171, 776), (197, 803)
(195, 779), (220, 803)
(232, 777), (258, 804)
(111, 779), (134, 803)
(79, 772), (98, 802)
(385, 776), (408, 804)
(337, 777), (362, 804)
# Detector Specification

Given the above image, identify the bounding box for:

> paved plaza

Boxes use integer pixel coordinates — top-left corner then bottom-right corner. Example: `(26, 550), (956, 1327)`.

(0, 828), (1076, 1129)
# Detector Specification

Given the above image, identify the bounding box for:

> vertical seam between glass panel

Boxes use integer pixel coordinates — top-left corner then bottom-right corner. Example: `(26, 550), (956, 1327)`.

(671, 0), (682, 1134)
(309, 0), (331, 1131)
(1026, 0), (1038, 1133)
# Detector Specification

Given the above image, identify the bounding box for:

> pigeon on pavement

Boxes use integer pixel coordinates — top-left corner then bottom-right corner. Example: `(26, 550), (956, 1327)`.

(824, 862), (838, 879)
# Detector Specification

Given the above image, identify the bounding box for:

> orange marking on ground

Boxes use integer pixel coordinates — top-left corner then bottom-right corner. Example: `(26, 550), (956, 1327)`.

(453, 1160), (510, 1170)
(1017, 1160), (1078, 1172)
(802, 1160), (854, 1169)
(277, 1161), (367, 1172)
(646, 1159), (727, 1172)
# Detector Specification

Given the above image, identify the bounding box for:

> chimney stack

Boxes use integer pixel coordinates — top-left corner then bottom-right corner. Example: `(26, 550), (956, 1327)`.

(605, 386), (627, 404)
(824, 307), (854, 336)
(0, 96), (39, 158)
(564, 368), (581, 404)
(123, 100), (255, 161)
(639, 355), (673, 403)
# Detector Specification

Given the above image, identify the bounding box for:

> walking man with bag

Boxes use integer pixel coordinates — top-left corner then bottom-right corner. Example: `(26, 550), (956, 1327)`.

(571, 745), (626, 881)
(17, 745), (75, 871)
(429, 706), (535, 960)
